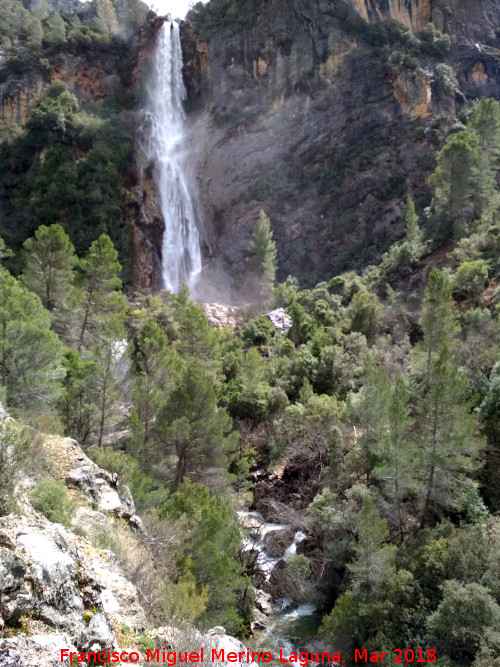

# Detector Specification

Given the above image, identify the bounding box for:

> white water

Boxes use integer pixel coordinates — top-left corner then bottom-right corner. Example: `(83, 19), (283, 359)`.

(143, 21), (201, 293)
(238, 510), (320, 655)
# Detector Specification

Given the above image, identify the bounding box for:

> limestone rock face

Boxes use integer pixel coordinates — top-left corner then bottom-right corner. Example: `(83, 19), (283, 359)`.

(0, 50), (126, 143)
(0, 514), (118, 650)
(0, 633), (79, 667)
(0, 75), (45, 142)
(349, 0), (431, 32)
(266, 309), (293, 335)
(389, 67), (432, 119)
(180, 0), (500, 289)
(0, 423), (247, 665)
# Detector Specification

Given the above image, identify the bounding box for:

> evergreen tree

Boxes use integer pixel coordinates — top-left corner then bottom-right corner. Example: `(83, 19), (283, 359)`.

(404, 196), (420, 245)
(172, 293), (220, 371)
(76, 234), (125, 351)
(92, 338), (127, 448)
(347, 496), (397, 599)
(373, 373), (414, 541)
(130, 318), (179, 462)
(21, 224), (78, 338)
(357, 361), (392, 476)
(43, 11), (67, 42)
(427, 580), (500, 663)
(350, 291), (382, 345)
(156, 360), (238, 489)
(413, 268), (458, 391)
(470, 97), (500, 164)
(58, 349), (100, 447)
(162, 479), (253, 635)
(247, 210), (277, 298)
(403, 196), (425, 261)
(416, 343), (483, 525)
(0, 271), (64, 411)
(430, 130), (496, 242)
(96, 0), (118, 35)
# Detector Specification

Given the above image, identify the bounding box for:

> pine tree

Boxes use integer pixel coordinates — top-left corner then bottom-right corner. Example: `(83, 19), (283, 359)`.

(403, 196), (425, 261)
(347, 496), (397, 599)
(413, 268), (458, 391)
(404, 197), (420, 245)
(70, 235), (127, 446)
(92, 338), (126, 448)
(21, 224), (78, 338)
(96, 0), (118, 35)
(357, 361), (392, 476)
(76, 234), (125, 351)
(0, 271), (64, 411)
(470, 97), (500, 164)
(430, 130), (496, 241)
(156, 360), (238, 489)
(44, 11), (66, 42)
(415, 343), (483, 525)
(373, 373), (414, 542)
(58, 349), (100, 447)
(130, 318), (179, 462)
(350, 291), (382, 345)
(247, 210), (277, 298)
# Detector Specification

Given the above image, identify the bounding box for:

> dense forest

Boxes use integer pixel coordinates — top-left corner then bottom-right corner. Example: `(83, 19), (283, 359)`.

(1, 0), (500, 665)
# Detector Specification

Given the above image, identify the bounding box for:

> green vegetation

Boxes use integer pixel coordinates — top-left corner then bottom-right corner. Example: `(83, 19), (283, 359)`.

(188, 0), (260, 41)
(0, 422), (32, 515)
(0, 15), (139, 281)
(1, 0), (500, 657)
(2, 86), (500, 645)
(246, 210), (278, 299)
(30, 478), (76, 526)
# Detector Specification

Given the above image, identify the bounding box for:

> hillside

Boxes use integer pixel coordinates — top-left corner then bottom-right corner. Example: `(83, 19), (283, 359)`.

(1, 0), (500, 665)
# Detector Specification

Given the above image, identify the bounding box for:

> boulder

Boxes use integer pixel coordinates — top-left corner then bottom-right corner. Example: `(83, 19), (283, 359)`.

(265, 309), (293, 335)
(0, 633), (78, 667)
(264, 528), (295, 559)
(254, 588), (273, 616)
(0, 513), (146, 651)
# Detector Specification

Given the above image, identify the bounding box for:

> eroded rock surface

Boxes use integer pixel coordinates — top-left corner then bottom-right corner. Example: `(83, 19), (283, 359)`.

(180, 0), (500, 289)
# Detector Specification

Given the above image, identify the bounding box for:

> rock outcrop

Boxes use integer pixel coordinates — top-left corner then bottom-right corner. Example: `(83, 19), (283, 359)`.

(180, 0), (500, 289)
(0, 425), (247, 665)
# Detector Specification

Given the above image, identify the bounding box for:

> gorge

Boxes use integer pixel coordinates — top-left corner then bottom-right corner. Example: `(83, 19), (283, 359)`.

(1, 0), (500, 665)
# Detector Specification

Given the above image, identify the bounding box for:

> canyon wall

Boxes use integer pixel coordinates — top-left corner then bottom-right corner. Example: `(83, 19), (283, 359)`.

(181, 0), (500, 291)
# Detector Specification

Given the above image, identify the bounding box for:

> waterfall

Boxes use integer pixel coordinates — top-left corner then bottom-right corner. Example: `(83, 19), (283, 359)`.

(143, 21), (201, 293)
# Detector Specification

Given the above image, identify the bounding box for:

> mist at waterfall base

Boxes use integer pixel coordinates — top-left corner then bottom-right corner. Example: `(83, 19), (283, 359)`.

(142, 21), (202, 294)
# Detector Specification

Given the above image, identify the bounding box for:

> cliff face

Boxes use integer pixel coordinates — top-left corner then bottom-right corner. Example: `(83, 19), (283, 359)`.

(350, 0), (432, 32)
(181, 0), (500, 289)
(0, 419), (248, 665)
(0, 73), (45, 139)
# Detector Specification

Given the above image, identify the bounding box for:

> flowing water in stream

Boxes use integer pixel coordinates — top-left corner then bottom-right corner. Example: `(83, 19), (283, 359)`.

(144, 21), (319, 657)
(143, 21), (201, 293)
(238, 511), (320, 656)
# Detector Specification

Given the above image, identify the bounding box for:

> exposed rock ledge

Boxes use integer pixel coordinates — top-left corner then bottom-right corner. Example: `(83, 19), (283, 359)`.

(0, 427), (247, 666)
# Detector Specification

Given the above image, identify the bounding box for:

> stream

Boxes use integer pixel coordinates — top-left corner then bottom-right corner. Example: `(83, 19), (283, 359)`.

(238, 511), (321, 657)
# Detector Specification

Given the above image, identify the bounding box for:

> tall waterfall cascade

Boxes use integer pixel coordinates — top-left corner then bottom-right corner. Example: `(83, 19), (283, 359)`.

(143, 21), (201, 293)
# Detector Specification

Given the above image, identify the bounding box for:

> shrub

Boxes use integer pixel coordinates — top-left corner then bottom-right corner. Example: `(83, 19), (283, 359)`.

(31, 479), (76, 527)
(240, 316), (275, 346)
(453, 260), (489, 301)
(0, 422), (32, 515)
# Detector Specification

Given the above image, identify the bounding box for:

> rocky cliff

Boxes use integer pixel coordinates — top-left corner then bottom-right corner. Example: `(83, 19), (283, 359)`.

(0, 418), (248, 666)
(180, 0), (500, 290)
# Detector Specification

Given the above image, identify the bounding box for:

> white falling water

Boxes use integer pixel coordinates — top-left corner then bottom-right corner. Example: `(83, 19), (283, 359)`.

(143, 21), (201, 293)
